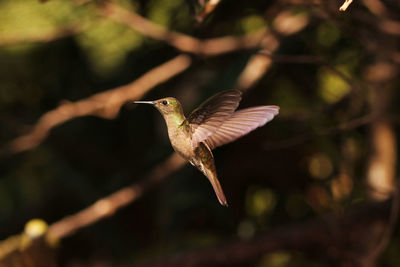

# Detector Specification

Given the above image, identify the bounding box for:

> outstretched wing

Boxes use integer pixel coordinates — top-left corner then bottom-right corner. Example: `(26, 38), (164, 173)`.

(205, 106), (279, 149)
(187, 90), (242, 148)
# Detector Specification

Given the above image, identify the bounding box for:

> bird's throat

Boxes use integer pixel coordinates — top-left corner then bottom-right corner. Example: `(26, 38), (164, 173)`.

(162, 112), (193, 159)
(163, 112), (186, 130)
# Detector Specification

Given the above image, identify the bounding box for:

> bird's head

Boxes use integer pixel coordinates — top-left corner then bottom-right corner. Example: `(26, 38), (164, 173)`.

(133, 97), (183, 117)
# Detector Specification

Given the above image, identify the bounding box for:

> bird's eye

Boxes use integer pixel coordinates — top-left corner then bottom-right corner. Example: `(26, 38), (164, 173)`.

(162, 100), (168, 106)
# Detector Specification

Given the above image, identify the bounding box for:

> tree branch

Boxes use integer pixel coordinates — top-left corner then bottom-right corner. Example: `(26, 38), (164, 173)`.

(2, 55), (191, 155)
(195, 0), (222, 23)
(99, 2), (268, 56)
(0, 153), (186, 261)
(237, 11), (310, 90)
(340, 0), (354, 11)
(48, 153), (186, 240)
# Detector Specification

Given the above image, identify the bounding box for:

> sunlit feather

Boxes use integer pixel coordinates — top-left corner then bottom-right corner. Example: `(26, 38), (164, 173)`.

(187, 90), (242, 148)
(205, 106), (279, 149)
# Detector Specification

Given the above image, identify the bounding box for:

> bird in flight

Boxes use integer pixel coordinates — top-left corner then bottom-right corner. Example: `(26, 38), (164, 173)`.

(133, 90), (279, 206)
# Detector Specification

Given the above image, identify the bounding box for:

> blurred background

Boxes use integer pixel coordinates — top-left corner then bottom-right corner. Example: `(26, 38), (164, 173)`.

(0, 0), (399, 266)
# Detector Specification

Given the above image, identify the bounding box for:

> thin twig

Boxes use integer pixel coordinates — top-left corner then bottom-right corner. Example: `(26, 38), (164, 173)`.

(196, 0), (222, 23)
(237, 12), (310, 90)
(340, 0), (354, 11)
(99, 2), (268, 56)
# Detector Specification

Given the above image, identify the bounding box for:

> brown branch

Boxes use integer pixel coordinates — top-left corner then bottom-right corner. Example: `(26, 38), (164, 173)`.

(365, 61), (397, 201)
(132, 200), (392, 267)
(340, 0), (354, 11)
(362, 0), (389, 16)
(3, 55), (192, 155)
(237, 11), (310, 90)
(48, 153), (186, 240)
(99, 2), (268, 56)
(237, 50), (274, 91)
(195, 0), (222, 23)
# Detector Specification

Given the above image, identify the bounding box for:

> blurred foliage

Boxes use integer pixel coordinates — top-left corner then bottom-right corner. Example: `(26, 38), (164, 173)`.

(0, 0), (399, 266)
(0, 0), (78, 39)
(77, 19), (143, 75)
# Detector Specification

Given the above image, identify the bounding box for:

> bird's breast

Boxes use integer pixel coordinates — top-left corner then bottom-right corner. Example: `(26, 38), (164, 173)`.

(168, 125), (194, 160)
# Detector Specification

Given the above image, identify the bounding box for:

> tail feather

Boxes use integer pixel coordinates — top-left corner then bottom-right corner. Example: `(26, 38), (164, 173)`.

(206, 169), (228, 206)
(193, 142), (228, 206)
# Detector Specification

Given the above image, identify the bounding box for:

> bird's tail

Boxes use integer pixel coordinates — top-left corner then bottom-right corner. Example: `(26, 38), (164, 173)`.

(194, 142), (228, 206)
(205, 168), (228, 206)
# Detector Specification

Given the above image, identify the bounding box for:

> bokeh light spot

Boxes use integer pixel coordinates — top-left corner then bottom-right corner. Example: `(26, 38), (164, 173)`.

(237, 220), (255, 240)
(246, 187), (277, 217)
(308, 153), (333, 180)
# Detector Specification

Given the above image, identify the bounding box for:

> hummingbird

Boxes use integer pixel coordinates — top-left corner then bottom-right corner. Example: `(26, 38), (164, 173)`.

(133, 90), (279, 206)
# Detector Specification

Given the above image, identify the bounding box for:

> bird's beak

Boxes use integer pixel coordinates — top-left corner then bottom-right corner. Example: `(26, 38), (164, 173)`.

(132, 101), (155, 105)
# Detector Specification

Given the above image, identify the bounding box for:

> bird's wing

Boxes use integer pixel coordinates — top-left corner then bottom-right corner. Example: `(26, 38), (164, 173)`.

(187, 90), (242, 148)
(205, 106), (279, 149)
